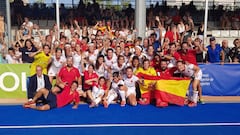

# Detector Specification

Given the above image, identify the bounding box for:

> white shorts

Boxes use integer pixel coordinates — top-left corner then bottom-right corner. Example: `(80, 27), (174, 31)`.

(194, 70), (202, 80)
(107, 89), (118, 99)
(92, 86), (105, 98)
(126, 87), (136, 97)
(48, 67), (58, 76)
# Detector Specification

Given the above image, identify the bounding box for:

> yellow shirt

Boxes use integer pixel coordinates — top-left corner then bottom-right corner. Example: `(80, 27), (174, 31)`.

(135, 67), (157, 76)
(135, 67), (157, 94)
(30, 52), (51, 76)
(97, 26), (106, 33)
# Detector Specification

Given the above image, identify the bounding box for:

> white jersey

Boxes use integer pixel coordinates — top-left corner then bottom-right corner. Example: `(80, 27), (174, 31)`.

(84, 50), (99, 65)
(182, 64), (195, 77)
(130, 53), (147, 63)
(73, 53), (82, 68)
(111, 80), (124, 92)
(5, 54), (19, 64)
(48, 55), (66, 76)
(111, 63), (126, 73)
(92, 85), (105, 98)
(95, 63), (108, 77)
(176, 64), (202, 80)
(104, 54), (117, 67)
(123, 75), (139, 88)
(123, 75), (139, 97)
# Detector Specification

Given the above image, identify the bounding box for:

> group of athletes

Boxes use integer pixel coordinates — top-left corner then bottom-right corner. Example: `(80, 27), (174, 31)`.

(23, 47), (202, 110)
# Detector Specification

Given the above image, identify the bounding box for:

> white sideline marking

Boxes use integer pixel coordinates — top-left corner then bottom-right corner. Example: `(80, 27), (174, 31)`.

(0, 123), (240, 129)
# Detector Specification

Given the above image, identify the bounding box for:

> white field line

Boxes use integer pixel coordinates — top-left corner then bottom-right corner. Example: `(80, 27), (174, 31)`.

(0, 123), (240, 129)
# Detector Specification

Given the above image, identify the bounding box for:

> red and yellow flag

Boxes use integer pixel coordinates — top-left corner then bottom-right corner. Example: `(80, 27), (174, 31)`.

(137, 73), (191, 106)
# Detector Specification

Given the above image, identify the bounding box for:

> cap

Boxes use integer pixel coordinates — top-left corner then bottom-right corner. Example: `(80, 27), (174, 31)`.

(135, 45), (143, 51)
(210, 36), (216, 42)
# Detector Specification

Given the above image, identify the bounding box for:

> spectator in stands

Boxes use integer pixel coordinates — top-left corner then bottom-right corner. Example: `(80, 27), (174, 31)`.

(19, 39), (37, 63)
(94, 20), (106, 33)
(13, 42), (22, 63)
(182, 23), (193, 42)
(204, 37), (225, 64)
(179, 42), (200, 66)
(221, 39), (231, 63)
(164, 24), (180, 43)
(29, 45), (51, 76)
(0, 39), (6, 63)
(220, 11), (231, 30)
(193, 38), (204, 63)
(197, 23), (204, 40)
(23, 81), (80, 110)
(230, 38), (240, 63)
(4, 47), (21, 64)
(21, 17), (33, 38)
(27, 65), (52, 101)
(0, 15), (4, 42)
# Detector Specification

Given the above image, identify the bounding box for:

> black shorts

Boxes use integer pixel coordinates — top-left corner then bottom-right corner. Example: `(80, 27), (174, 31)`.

(46, 91), (57, 109)
(83, 86), (92, 92)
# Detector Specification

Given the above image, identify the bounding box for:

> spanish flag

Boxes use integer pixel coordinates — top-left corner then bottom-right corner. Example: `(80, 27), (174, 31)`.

(136, 73), (191, 106)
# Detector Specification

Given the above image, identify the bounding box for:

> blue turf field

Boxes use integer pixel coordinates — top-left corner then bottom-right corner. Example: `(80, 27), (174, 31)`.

(0, 103), (240, 135)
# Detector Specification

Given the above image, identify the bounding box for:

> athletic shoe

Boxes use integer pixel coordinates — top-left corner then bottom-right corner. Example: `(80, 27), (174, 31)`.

(24, 100), (35, 105)
(23, 101), (35, 108)
(89, 102), (97, 108)
(156, 99), (168, 107)
(138, 98), (150, 105)
(188, 101), (197, 107)
(103, 101), (108, 108)
(198, 99), (205, 104)
(120, 101), (126, 107)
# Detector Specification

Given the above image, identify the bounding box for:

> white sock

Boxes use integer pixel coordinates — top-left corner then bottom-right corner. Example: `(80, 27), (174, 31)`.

(107, 94), (116, 105)
(119, 91), (126, 102)
(188, 91), (192, 101)
(192, 90), (199, 103)
(94, 97), (101, 105)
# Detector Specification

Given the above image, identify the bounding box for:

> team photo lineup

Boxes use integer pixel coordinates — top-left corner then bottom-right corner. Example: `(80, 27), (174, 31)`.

(1, 1), (239, 111)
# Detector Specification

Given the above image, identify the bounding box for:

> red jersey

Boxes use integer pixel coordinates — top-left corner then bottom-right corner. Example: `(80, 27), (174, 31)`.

(164, 31), (179, 43)
(93, 83), (107, 91)
(172, 51), (181, 60)
(56, 85), (80, 108)
(179, 49), (198, 66)
(81, 43), (88, 52)
(157, 67), (177, 78)
(76, 40), (88, 52)
(83, 71), (99, 90)
(58, 66), (80, 85)
(150, 59), (161, 71)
